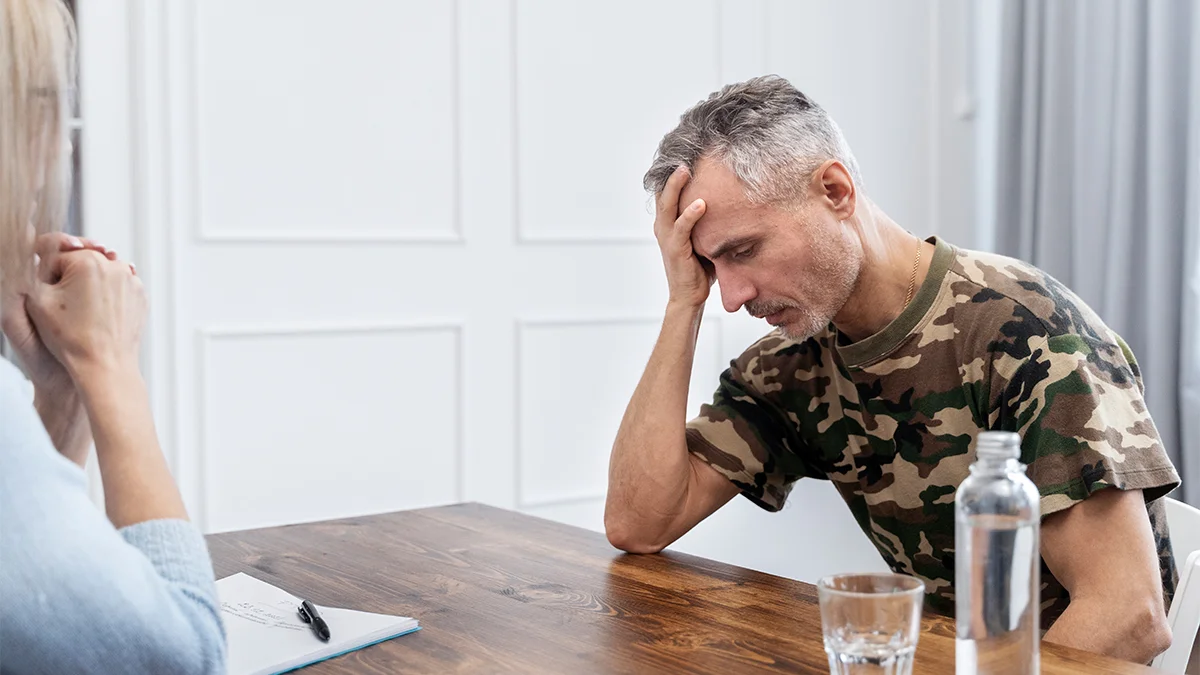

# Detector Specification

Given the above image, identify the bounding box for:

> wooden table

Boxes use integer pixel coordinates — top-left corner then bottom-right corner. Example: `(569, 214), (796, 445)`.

(207, 503), (1160, 674)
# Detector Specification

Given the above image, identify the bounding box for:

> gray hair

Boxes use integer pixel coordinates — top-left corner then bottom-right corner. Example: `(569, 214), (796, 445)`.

(643, 75), (862, 205)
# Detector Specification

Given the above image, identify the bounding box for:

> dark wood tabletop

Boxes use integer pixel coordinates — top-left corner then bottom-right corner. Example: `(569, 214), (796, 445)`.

(207, 503), (1162, 674)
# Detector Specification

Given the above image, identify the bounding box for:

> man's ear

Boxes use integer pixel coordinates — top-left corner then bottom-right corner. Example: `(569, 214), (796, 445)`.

(809, 160), (856, 221)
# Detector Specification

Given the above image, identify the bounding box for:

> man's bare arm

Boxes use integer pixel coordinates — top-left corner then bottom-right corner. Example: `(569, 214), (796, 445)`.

(604, 166), (739, 553)
(1041, 487), (1172, 663)
(604, 302), (739, 553)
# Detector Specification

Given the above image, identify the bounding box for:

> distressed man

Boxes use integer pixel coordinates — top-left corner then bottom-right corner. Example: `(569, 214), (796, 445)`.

(604, 75), (1179, 663)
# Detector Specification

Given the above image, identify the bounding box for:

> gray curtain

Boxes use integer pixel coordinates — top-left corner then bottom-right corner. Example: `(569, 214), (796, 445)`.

(1187, 0), (1200, 511)
(995, 0), (1200, 505)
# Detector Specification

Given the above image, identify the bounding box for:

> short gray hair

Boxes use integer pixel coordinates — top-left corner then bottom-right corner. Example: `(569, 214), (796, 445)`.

(643, 75), (862, 205)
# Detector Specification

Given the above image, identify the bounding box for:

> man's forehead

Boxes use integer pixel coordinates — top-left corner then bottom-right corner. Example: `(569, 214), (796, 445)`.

(681, 159), (760, 255)
(679, 157), (743, 208)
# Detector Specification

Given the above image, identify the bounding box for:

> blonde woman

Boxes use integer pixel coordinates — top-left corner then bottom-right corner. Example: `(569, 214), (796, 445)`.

(0, 1), (225, 672)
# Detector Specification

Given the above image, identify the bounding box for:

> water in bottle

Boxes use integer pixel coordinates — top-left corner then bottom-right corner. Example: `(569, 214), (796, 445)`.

(955, 431), (1040, 675)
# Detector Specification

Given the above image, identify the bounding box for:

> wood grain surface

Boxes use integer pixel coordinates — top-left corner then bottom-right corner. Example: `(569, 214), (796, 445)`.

(207, 503), (1162, 674)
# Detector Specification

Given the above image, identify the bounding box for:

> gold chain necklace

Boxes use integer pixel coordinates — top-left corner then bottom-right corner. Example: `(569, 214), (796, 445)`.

(903, 241), (922, 308)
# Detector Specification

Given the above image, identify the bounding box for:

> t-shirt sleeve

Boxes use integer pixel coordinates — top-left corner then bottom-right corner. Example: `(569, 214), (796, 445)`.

(989, 331), (1180, 517)
(685, 341), (814, 512)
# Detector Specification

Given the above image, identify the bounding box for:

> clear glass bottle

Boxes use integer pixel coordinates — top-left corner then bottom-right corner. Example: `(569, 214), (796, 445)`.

(955, 431), (1041, 675)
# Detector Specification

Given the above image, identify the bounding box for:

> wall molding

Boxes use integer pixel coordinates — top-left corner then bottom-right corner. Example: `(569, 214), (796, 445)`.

(512, 315), (663, 509)
(511, 312), (731, 511)
(187, 0), (465, 245)
(195, 320), (466, 531)
(195, 231), (466, 245)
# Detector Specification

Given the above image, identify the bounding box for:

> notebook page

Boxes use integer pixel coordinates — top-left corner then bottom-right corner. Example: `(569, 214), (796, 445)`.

(218, 573), (418, 675)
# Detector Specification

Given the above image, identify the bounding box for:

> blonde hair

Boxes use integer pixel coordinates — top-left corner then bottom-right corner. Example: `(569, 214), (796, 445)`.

(0, 0), (75, 296)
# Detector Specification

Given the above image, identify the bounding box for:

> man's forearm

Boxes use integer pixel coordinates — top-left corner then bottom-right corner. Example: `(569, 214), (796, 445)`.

(1043, 595), (1171, 664)
(605, 302), (704, 549)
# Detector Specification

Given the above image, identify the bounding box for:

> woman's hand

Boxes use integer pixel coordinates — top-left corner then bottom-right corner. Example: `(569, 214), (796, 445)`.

(1, 233), (124, 466)
(25, 245), (146, 390)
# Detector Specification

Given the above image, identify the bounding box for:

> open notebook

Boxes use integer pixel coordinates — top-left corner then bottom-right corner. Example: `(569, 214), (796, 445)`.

(217, 572), (420, 675)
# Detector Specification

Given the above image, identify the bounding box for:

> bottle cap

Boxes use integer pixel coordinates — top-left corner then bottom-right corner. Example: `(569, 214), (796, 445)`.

(976, 431), (1021, 460)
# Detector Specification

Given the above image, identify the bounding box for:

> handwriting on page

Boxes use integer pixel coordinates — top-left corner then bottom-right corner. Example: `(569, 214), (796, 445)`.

(222, 600), (307, 632)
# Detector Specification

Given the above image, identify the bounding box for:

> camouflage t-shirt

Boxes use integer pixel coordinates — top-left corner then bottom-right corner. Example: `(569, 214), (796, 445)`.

(686, 237), (1181, 625)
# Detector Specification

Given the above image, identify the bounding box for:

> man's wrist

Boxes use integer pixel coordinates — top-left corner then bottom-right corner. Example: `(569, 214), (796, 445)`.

(665, 299), (706, 321)
(662, 301), (707, 348)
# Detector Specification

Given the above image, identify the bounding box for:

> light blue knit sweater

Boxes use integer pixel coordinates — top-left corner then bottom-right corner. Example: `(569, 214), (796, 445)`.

(0, 358), (226, 674)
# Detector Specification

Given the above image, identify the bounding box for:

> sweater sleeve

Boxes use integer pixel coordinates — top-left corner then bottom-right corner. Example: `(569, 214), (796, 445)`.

(0, 359), (226, 674)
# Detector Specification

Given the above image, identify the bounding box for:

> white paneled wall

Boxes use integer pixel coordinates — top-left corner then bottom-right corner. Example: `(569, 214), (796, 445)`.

(79, 0), (974, 585)
(515, 317), (721, 509)
(200, 323), (463, 531)
(195, 1), (460, 241)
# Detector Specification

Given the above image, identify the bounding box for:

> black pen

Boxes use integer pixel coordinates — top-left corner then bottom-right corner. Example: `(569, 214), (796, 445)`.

(297, 599), (331, 642)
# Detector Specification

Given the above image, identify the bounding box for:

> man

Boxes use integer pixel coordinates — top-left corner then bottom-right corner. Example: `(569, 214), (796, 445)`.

(605, 75), (1179, 663)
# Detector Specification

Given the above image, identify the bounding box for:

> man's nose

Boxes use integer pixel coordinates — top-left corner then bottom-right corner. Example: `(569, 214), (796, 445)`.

(718, 271), (756, 314)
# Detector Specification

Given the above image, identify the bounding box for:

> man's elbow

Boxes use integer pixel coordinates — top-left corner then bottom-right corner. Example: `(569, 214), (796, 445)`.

(1115, 599), (1172, 663)
(1135, 602), (1173, 663)
(1053, 594), (1172, 663)
(603, 512), (667, 554)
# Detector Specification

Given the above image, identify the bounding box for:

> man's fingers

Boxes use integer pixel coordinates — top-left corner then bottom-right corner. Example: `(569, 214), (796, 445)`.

(655, 165), (691, 220)
(673, 198), (706, 239)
